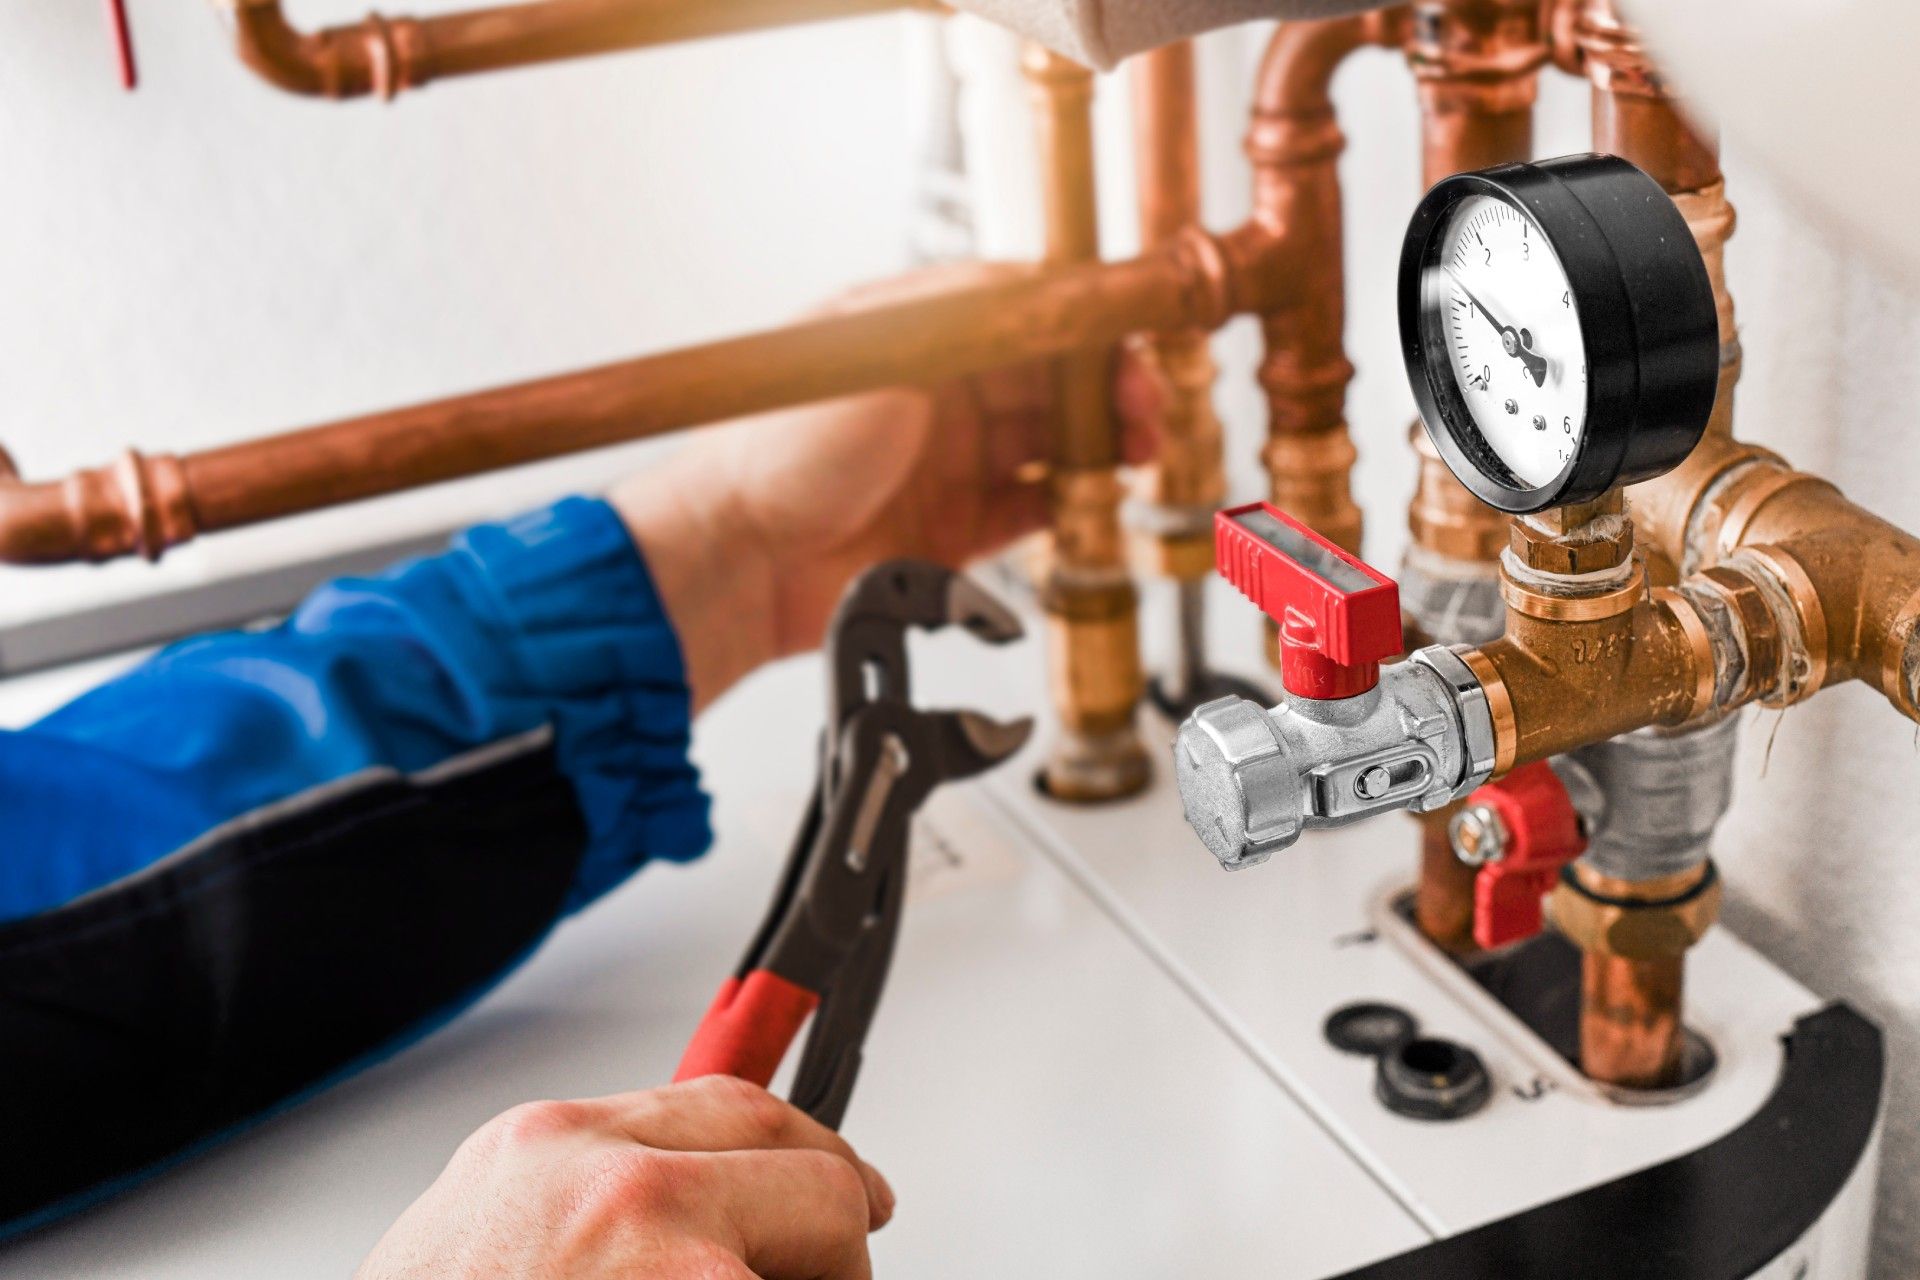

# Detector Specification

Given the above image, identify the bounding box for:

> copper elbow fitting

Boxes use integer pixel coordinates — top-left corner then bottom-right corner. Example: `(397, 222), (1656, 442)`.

(229, 0), (430, 100)
(1575, 0), (1721, 197)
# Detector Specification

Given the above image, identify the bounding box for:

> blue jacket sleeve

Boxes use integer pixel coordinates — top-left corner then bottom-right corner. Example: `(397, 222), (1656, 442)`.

(0, 496), (712, 925)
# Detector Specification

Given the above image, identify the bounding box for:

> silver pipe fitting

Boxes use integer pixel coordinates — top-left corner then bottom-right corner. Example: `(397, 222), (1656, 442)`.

(1174, 646), (1498, 871)
(1566, 713), (1740, 882)
(1397, 545), (1505, 648)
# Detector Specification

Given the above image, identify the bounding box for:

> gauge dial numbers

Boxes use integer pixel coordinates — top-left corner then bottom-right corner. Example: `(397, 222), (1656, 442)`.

(1398, 155), (1720, 514)
(1438, 194), (1587, 489)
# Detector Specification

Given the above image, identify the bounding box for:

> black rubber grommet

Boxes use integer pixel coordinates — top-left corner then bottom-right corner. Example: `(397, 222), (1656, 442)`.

(1324, 1002), (1420, 1058)
(1376, 1036), (1492, 1121)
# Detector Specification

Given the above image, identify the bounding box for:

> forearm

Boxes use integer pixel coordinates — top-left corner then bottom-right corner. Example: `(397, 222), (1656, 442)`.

(614, 446), (780, 715)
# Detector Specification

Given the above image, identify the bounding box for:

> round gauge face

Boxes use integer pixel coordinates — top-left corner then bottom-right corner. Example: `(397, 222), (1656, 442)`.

(1434, 194), (1586, 489)
(1398, 155), (1721, 514)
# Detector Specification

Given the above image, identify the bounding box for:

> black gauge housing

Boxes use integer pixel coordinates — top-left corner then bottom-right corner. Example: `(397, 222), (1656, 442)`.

(1397, 153), (1719, 514)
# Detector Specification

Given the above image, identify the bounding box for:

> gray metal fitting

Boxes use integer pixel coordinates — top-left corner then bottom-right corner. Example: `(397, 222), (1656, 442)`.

(1567, 714), (1741, 882)
(1174, 645), (1498, 871)
(1396, 547), (1505, 648)
(1448, 803), (1508, 866)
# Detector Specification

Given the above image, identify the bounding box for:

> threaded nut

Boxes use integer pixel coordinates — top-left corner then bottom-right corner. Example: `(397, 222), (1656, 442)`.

(1509, 515), (1635, 575)
(1549, 864), (1722, 960)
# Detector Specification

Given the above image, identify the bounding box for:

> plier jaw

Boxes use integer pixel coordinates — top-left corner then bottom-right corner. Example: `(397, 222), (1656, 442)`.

(676, 561), (1030, 1128)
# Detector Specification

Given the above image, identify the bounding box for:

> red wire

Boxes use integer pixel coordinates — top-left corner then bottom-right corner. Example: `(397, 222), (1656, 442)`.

(104, 0), (137, 91)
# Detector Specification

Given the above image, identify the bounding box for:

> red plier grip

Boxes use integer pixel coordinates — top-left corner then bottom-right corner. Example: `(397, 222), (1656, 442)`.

(674, 969), (821, 1088)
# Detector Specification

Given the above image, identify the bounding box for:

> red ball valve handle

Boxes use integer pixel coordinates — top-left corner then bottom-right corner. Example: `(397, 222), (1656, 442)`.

(1460, 761), (1588, 949)
(1214, 501), (1403, 700)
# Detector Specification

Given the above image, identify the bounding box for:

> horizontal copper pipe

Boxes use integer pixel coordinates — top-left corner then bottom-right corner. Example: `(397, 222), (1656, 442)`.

(0, 230), (1285, 566)
(230, 0), (936, 100)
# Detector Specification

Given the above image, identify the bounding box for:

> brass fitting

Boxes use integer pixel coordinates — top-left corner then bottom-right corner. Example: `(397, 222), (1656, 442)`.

(1132, 335), (1225, 583)
(1050, 468), (1130, 568)
(1508, 492), (1634, 576)
(1551, 862), (1722, 962)
(1635, 430), (1920, 724)
(1038, 568), (1149, 801)
(1464, 498), (1725, 772)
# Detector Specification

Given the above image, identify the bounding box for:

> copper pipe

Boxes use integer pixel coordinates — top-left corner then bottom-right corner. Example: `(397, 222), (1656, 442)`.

(1409, 0), (1546, 178)
(1133, 41), (1222, 545)
(1246, 11), (1403, 560)
(1402, 0), (1544, 573)
(229, 0), (934, 100)
(1131, 41), (1234, 713)
(1581, 951), (1684, 1087)
(0, 234), (1287, 565)
(1564, 862), (1714, 1089)
(1025, 44), (1149, 802)
(1415, 809), (1479, 956)
(1402, 0), (1544, 951)
(1576, 0), (1719, 197)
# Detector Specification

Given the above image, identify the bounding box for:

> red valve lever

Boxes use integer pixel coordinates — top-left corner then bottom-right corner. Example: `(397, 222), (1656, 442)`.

(1214, 501), (1402, 699)
(105, 0), (137, 90)
(1465, 761), (1587, 949)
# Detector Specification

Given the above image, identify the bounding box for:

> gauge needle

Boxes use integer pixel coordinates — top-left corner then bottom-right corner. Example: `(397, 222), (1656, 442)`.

(1450, 274), (1547, 387)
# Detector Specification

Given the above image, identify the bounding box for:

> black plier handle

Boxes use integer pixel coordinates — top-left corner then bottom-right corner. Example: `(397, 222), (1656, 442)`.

(673, 561), (1029, 1129)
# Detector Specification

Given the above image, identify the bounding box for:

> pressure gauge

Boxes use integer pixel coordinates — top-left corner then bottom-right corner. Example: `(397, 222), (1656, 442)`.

(1398, 154), (1719, 514)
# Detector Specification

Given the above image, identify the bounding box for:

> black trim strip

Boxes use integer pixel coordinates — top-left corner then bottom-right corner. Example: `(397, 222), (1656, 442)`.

(1334, 1004), (1883, 1279)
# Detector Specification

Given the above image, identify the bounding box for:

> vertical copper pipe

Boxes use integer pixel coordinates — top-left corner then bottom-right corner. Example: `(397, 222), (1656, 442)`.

(1404, 0), (1545, 952)
(1577, 0), (1720, 196)
(1246, 14), (1402, 562)
(1578, 0), (1738, 456)
(1416, 810), (1478, 953)
(1574, 0), (1731, 1081)
(1581, 952), (1685, 1089)
(1408, 0), (1545, 179)
(1572, 863), (1706, 1089)
(1132, 42), (1230, 710)
(1024, 44), (1150, 803)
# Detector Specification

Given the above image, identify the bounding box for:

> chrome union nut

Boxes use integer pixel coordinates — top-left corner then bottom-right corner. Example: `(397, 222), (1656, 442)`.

(1174, 696), (1304, 870)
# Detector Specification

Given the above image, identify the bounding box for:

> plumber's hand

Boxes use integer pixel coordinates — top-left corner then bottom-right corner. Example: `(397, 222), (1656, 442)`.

(355, 1076), (893, 1280)
(615, 266), (1163, 711)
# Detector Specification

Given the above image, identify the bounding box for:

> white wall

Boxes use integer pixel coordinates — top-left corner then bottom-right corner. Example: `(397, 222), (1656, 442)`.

(3, 3), (1919, 1273)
